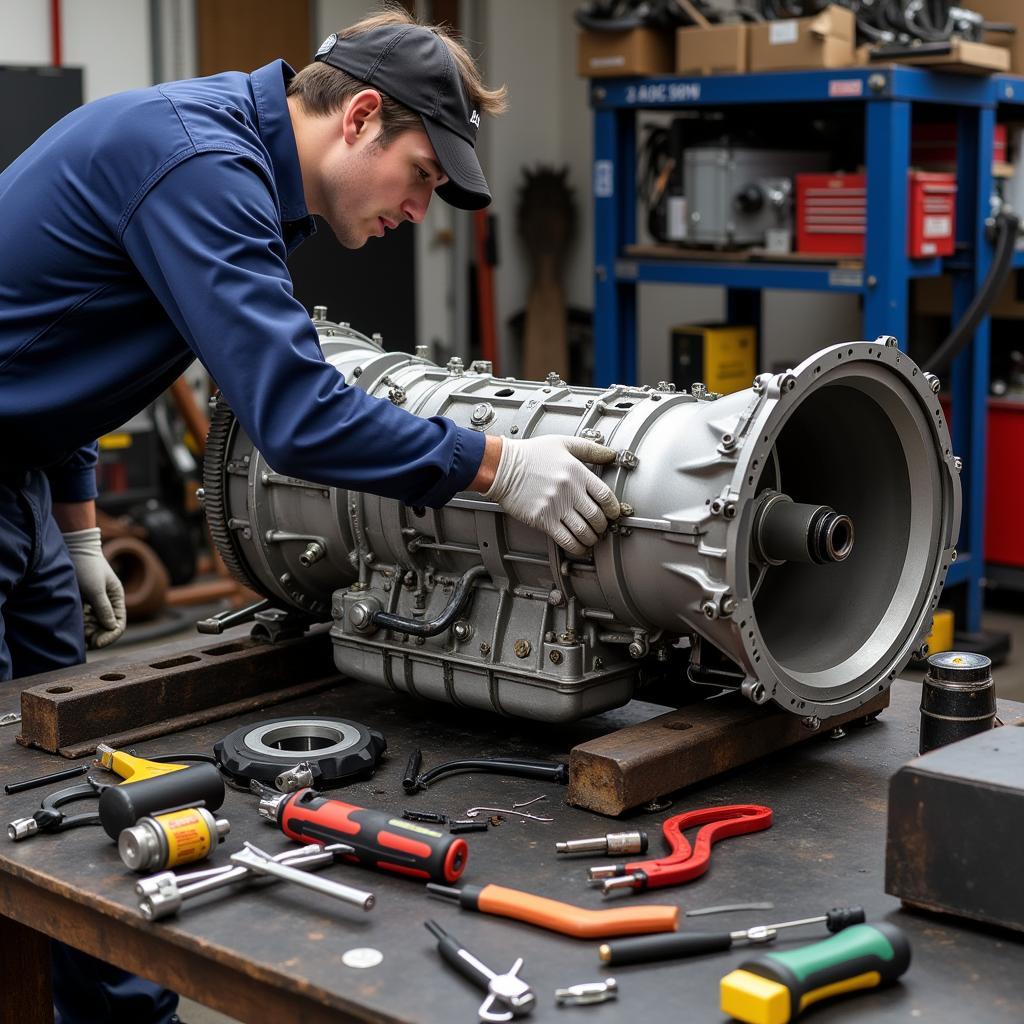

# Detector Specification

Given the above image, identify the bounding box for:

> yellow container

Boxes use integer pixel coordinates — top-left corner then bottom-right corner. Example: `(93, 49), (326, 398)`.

(926, 608), (955, 655)
(671, 323), (757, 396)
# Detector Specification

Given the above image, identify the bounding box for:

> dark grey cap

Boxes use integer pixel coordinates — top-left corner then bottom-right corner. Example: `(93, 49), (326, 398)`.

(314, 25), (490, 210)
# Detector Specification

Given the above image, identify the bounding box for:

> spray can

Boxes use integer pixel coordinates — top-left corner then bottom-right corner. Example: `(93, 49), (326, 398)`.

(118, 806), (230, 872)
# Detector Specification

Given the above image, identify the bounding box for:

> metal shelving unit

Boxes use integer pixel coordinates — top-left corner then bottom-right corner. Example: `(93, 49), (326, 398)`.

(591, 65), (1021, 632)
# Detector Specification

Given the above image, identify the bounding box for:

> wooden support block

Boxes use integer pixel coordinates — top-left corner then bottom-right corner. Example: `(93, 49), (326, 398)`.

(18, 629), (340, 756)
(568, 689), (891, 817)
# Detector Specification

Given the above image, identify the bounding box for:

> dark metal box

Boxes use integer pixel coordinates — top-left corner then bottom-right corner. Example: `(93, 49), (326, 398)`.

(885, 722), (1024, 933)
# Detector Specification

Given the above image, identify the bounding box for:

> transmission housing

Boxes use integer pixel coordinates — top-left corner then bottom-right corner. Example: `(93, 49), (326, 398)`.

(202, 312), (961, 723)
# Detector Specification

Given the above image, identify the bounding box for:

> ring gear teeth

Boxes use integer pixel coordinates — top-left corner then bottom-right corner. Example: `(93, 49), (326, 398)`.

(202, 393), (266, 597)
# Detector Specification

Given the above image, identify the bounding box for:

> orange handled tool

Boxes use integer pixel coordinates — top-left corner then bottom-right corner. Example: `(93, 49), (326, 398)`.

(426, 882), (678, 939)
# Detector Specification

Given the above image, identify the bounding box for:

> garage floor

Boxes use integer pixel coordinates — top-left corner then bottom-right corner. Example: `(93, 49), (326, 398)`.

(87, 593), (1024, 1024)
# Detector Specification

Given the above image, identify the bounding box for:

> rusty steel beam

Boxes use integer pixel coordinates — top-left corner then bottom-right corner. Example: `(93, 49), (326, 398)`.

(567, 689), (891, 817)
(17, 629), (339, 756)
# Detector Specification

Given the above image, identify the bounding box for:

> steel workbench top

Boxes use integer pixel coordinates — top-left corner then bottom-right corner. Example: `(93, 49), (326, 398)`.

(0, 677), (1019, 1023)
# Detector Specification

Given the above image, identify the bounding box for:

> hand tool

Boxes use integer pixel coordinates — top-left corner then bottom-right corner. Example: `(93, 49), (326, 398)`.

(94, 743), (216, 782)
(554, 978), (617, 1006)
(404, 750), (568, 793)
(598, 906), (865, 966)
(5, 740), (213, 796)
(98, 762), (225, 839)
(426, 882), (679, 940)
(8, 751), (223, 841)
(556, 831), (647, 857)
(425, 919), (535, 1022)
(136, 842), (347, 920)
(687, 902), (775, 917)
(118, 805), (230, 872)
(259, 787), (468, 883)
(8, 778), (105, 840)
(230, 841), (375, 911)
(5, 763), (91, 795)
(588, 804), (772, 895)
(720, 922), (911, 1024)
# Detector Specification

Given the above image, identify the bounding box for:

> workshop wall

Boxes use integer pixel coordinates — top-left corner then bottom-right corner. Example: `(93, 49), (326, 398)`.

(0, 0), (151, 103)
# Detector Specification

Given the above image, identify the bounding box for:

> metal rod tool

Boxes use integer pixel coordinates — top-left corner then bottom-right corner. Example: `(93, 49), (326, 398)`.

(230, 841), (375, 911)
(136, 842), (348, 920)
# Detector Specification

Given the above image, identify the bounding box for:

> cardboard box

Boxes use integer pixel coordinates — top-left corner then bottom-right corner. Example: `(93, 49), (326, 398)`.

(749, 5), (855, 72)
(676, 23), (748, 76)
(974, 0), (1024, 73)
(671, 323), (756, 395)
(577, 28), (675, 78)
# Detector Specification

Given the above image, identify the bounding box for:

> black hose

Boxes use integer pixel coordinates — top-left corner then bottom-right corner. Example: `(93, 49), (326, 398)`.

(371, 565), (488, 638)
(405, 754), (569, 793)
(924, 211), (1020, 376)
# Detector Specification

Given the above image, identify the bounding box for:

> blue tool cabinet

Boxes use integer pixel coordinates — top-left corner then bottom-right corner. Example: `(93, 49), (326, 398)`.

(591, 66), (1024, 632)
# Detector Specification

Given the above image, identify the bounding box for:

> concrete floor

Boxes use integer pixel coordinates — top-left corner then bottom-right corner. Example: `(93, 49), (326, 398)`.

(90, 594), (1024, 1024)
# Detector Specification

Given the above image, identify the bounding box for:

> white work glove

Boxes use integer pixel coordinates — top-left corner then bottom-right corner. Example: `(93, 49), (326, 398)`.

(484, 436), (621, 556)
(62, 527), (127, 649)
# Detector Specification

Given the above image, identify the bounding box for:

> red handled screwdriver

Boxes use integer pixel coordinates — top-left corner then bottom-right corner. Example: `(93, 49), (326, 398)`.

(259, 788), (468, 884)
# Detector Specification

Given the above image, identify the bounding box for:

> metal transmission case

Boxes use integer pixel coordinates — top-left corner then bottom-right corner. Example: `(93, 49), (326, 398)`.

(203, 316), (961, 724)
(683, 146), (828, 248)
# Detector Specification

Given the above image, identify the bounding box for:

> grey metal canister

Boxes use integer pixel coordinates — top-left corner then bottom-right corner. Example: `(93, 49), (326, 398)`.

(920, 652), (996, 754)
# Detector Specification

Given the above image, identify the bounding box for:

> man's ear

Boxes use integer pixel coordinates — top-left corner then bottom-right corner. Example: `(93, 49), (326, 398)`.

(342, 89), (383, 145)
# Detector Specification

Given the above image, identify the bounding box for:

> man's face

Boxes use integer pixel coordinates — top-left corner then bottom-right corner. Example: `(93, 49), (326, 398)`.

(317, 121), (449, 250)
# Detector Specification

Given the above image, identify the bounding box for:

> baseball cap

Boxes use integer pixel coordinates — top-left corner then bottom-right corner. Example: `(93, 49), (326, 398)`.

(314, 24), (490, 210)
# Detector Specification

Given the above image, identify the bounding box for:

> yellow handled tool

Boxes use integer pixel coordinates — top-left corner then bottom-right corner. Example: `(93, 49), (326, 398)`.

(95, 743), (189, 783)
(720, 922), (911, 1024)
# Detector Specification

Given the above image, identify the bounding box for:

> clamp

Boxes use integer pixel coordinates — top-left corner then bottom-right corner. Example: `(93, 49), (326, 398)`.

(8, 777), (108, 840)
(587, 804), (773, 895)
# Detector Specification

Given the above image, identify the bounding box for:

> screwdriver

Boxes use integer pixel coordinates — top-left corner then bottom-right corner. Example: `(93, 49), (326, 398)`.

(426, 882), (678, 940)
(720, 922), (911, 1024)
(259, 787), (468, 884)
(599, 906), (865, 966)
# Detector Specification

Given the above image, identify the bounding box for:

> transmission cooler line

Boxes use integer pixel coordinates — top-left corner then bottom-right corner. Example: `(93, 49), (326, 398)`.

(201, 311), (961, 724)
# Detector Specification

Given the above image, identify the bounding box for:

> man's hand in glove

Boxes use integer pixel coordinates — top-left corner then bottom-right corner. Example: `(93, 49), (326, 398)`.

(62, 527), (127, 649)
(474, 435), (621, 556)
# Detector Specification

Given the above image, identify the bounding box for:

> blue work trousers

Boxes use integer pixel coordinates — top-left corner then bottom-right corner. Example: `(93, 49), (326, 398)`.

(0, 471), (178, 1024)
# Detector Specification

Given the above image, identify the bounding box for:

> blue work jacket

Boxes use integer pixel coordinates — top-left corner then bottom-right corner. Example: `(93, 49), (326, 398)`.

(0, 60), (484, 505)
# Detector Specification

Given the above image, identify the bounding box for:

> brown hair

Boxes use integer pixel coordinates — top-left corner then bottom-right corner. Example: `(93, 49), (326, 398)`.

(287, 6), (507, 148)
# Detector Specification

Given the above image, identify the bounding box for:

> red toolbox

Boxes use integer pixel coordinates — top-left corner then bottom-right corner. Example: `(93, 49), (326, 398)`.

(984, 399), (1024, 568)
(911, 122), (1007, 167)
(796, 171), (956, 258)
(908, 172), (957, 258)
(796, 173), (865, 255)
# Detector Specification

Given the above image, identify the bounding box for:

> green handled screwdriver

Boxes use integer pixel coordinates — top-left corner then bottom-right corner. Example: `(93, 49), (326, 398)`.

(720, 922), (911, 1024)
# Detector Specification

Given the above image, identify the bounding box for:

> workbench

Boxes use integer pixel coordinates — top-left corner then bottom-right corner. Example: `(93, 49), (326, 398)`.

(0, 676), (1020, 1023)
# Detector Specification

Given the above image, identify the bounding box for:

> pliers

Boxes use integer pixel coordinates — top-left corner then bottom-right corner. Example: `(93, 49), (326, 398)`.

(587, 803), (773, 896)
(426, 919), (535, 1022)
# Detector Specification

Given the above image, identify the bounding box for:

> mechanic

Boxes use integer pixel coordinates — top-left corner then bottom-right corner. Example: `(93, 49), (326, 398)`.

(0, 9), (619, 1023)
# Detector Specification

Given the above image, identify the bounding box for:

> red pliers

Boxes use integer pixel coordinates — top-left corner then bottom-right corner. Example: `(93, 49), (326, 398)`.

(587, 804), (773, 896)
